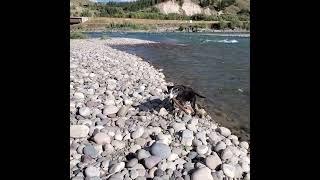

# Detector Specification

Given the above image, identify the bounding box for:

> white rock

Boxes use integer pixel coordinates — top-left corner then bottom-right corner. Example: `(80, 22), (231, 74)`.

(111, 140), (125, 150)
(191, 167), (213, 180)
(217, 127), (231, 137)
(70, 159), (80, 168)
(172, 122), (186, 132)
(186, 123), (197, 132)
(103, 105), (119, 115)
(79, 107), (91, 117)
(104, 99), (115, 106)
(221, 148), (234, 161)
(109, 162), (125, 174)
(103, 144), (114, 153)
(181, 130), (194, 146)
(124, 99), (133, 105)
(129, 144), (141, 153)
(106, 131), (115, 137)
(85, 166), (100, 177)
(214, 141), (226, 152)
(205, 152), (222, 170)
(240, 161), (250, 172)
(115, 133), (123, 141)
(93, 133), (111, 145)
(157, 133), (172, 145)
(131, 127), (144, 139)
(167, 153), (179, 161)
(240, 141), (249, 150)
(93, 144), (103, 155)
(196, 145), (208, 155)
(222, 164), (236, 178)
(224, 139), (232, 146)
(130, 169), (139, 179)
(70, 125), (89, 138)
(74, 92), (85, 99)
(158, 108), (168, 116)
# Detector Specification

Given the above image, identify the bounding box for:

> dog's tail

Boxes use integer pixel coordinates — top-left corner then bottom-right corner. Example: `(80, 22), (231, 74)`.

(195, 92), (205, 98)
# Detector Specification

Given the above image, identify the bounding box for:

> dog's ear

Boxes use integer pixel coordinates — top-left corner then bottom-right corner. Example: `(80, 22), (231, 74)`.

(167, 86), (174, 91)
(165, 86), (174, 94)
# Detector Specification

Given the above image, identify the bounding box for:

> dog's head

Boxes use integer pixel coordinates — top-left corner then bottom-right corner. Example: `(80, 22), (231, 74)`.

(166, 85), (180, 99)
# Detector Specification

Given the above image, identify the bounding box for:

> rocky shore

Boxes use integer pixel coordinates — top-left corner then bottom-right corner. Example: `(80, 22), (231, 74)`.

(70, 38), (250, 180)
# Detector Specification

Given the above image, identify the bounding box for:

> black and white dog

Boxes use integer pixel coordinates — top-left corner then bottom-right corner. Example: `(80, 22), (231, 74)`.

(166, 85), (205, 115)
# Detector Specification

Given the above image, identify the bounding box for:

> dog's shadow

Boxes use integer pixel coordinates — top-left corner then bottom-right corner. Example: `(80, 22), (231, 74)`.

(136, 97), (174, 113)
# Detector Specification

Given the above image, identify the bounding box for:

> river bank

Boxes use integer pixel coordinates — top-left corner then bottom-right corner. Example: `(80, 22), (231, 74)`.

(70, 38), (250, 180)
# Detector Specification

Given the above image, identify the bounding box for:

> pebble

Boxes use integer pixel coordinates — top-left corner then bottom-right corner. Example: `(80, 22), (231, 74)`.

(205, 152), (222, 170)
(129, 144), (141, 153)
(79, 107), (91, 117)
(234, 164), (244, 178)
(124, 99), (133, 105)
(192, 139), (202, 146)
(157, 133), (172, 145)
(109, 162), (125, 174)
(126, 158), (139, 168)
(130, 169), (139, 179)
(103, 143), (114, 153)
(186, 123), (197, 132)
(158, 108), (168, 116)
(114, 133), (123, 141)
(135, 138), (147, 147)
(144, 156), (162, 169)
(167, 153), (179, 161)
(240, 141), (249, 150)
(217, 127), (231, 137)
(183, 162), (194, 171)
(172, 122), (186, 132)
(117, 105), (130, 117)
(221, 148), (234, 161)
(71, 125), (90, 138)
(148, 167), (157, 178)
(137, 149), (151, 160)
(214, 141), (226, 152)
(240, 161), (250, 172)
(135, 177), (146, 180)
(187, 151), (198, 159)
(154, 169), (164, 177)
(131, 127), (145, 139)
(181, 130), (194, 146)
(111, 140), (125, 150)
(101, 160), (110, 170)
(150, 143), (171, 159)
(191, 167), (214, 180)
(93, 133), (111, 145)
(85, 166), (100, 177)
(211, 170), (224, 180)
(196, 145), (208, 155)
(222, 164), (236, 178)
(74, 92), (85, 99)
(103, 105), (119, 115)
(83, 145), (99, 158)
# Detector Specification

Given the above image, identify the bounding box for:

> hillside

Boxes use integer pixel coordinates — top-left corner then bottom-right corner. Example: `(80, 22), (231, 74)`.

(71, 0), (250, 20)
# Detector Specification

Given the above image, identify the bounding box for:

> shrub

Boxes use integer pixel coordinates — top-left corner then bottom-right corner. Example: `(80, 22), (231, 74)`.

(229, 17), (241, 29)
(80, 9), (92, 17)
(190, 14), (206, 21)
(218, 19), (228, 29)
